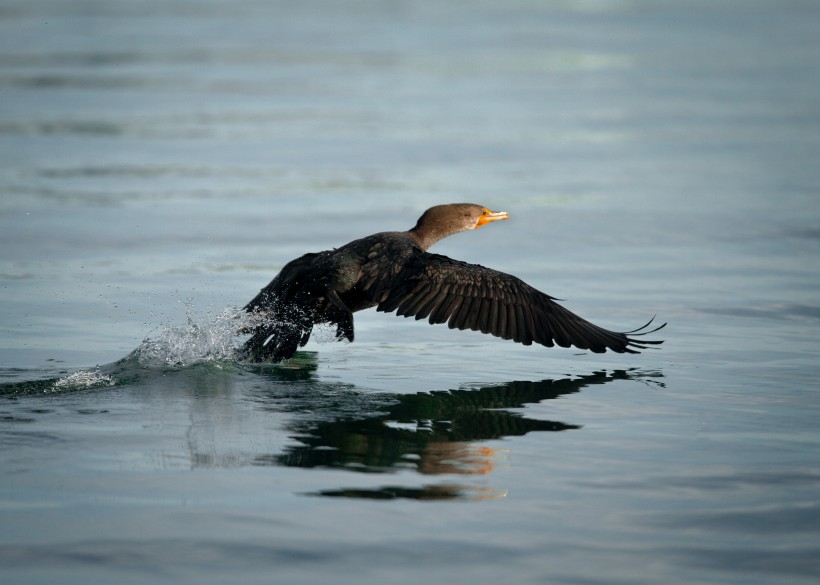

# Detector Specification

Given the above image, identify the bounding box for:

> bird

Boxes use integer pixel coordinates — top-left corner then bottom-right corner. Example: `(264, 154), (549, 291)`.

(239, 203), (665, 362)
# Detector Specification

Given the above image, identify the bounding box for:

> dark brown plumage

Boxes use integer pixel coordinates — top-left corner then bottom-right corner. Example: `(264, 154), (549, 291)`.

(240, 203), (665, 362)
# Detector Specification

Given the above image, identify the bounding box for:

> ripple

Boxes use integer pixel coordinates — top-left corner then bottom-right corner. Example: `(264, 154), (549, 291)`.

(697, 303), (820, 322)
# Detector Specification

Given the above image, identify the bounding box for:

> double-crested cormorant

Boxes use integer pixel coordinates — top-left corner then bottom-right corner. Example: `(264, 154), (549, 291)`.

(240, 203), (665, 362)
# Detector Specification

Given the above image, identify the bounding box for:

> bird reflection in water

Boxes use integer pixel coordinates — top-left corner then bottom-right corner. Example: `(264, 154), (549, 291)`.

(249, 365), (662, 500)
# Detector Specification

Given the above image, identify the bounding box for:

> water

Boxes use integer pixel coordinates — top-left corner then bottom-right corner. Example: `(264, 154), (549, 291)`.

(2, 1), (820, 583)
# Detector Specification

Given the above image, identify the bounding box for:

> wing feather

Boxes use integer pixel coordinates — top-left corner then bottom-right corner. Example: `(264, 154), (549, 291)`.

(359, 249), (664, 353)
(497, 297), (509, 340)
(477, 297), (492, 334)
(487, 298), (499, 336)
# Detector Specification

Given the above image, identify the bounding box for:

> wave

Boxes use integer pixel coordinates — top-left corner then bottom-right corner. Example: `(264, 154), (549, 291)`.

(1, 305), (259, 396)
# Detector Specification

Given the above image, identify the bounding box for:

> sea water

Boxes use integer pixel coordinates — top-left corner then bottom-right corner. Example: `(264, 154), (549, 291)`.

(2, 1), (819, 584)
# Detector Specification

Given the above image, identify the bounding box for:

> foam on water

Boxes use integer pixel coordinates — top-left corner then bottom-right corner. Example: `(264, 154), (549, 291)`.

(52, 369), (116, 391)
(0, 367), (118, 396)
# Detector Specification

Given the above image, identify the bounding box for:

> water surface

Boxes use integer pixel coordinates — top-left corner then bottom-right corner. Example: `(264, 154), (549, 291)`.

(2, 1), (820, 584)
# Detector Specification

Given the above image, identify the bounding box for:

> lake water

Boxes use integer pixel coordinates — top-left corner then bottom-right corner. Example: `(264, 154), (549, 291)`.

(2, 1), (820, 584)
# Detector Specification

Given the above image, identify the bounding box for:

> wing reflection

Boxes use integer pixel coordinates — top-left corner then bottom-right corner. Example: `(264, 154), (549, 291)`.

(265, 378), (591, 472)
(309, 484), (507, 501)
(248, 368), (655, 500)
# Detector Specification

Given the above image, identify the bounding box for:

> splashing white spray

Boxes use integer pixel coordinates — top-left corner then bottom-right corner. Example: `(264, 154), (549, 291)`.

(132, 305), (256, 367)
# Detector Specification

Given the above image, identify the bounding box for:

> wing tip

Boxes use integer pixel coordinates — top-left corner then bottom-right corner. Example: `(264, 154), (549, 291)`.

(622, 317), (667, 353)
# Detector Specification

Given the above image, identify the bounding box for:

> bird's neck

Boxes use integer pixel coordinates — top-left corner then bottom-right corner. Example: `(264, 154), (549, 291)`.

(407, 225), (453, 251)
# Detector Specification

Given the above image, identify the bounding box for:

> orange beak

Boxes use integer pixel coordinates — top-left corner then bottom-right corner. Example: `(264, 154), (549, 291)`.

(475, 208), (510, 228)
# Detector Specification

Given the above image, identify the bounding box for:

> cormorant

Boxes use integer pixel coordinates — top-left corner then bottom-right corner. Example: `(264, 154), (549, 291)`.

(240, 203), (664, 362)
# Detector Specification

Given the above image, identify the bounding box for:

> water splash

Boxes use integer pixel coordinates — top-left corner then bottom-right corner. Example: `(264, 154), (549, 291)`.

(0, 305), (286, 395)
(131, 305), (254, 368)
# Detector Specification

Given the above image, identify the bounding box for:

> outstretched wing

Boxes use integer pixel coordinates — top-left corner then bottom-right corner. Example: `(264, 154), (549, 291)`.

(362, 251), (664, 354)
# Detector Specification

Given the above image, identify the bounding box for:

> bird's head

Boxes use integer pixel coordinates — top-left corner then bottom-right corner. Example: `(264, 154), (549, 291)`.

(410, 203), (509, 250)
(414, 203), (508, 232)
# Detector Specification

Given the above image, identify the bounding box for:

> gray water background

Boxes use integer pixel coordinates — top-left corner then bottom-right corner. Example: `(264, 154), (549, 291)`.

(1, 1), (819, 584)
